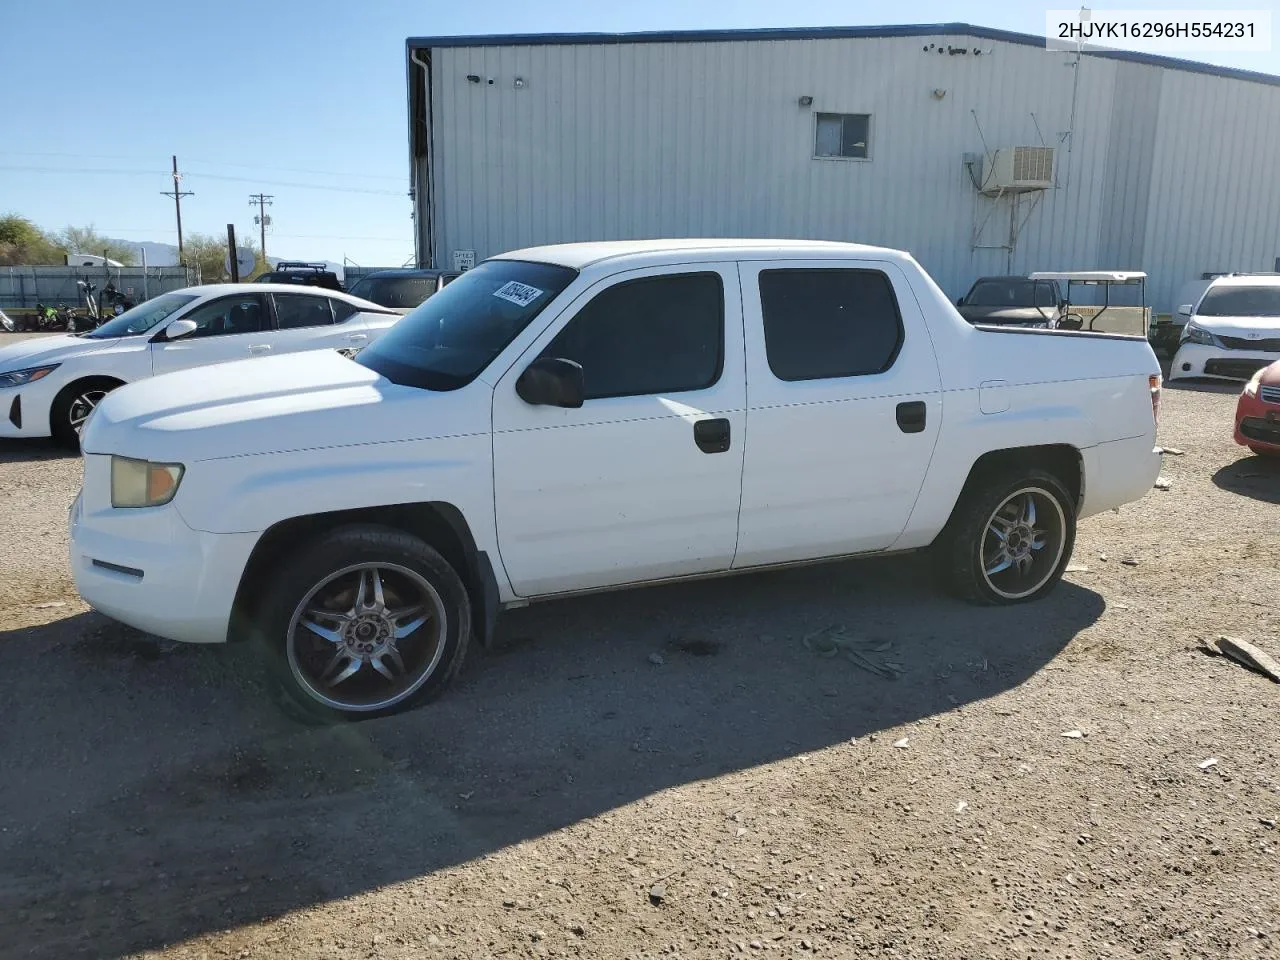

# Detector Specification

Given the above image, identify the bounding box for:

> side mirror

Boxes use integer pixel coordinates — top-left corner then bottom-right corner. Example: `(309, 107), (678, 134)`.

(516, 357), (585, 408)
(163, 318), (198, 341)
(1176, 303), (1194, 317)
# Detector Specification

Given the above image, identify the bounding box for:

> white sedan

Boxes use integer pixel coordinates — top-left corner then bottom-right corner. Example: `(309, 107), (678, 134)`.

(0, 283), (399, 446)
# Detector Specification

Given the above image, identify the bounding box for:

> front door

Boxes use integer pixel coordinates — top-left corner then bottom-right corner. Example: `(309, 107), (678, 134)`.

(491, 264), (746, 597)
(733, 259), (943, 568)
(150, 293), (274, 375)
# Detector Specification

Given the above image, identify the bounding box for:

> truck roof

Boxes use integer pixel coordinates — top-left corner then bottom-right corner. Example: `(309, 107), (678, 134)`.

(492, 238), (909, 270)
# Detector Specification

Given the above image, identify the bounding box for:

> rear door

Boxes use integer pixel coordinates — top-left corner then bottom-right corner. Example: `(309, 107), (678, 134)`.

(733, 259), (942, 568)
(150, 293), (274, 375)
(268, 292), (370, 357)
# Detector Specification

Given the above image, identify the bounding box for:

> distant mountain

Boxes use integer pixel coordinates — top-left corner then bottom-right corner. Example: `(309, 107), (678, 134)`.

(103, 237), (344, 278)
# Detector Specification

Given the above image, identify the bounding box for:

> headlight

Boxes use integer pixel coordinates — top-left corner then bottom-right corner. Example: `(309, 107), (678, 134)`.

(110, 456), (185, 508)
(0, 363), (60, 388)
(1245, 369), (1264, 397)
(1182, 322), (1221, 347)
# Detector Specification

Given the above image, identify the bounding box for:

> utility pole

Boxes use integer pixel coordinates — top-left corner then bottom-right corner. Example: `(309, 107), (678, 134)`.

(161, 155), (194, 265)
(249, 193), (274, 260)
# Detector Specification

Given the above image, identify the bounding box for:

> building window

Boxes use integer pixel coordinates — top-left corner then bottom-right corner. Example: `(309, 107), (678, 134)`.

(814, 112), (871, 160)
(758, 269), (903, 381)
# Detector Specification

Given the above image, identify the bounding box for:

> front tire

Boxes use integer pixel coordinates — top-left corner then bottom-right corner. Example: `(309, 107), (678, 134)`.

(50, 377), (121, 449)
(940, 467), (1076, 605)
(255, 524), (471, 721)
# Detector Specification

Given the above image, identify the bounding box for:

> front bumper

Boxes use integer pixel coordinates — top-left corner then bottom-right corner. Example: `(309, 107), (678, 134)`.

(68, 490), (259, 644)
(0, 374), (62, 438)
(1169, 342), (1278, 382)
(1235, 389), (1280, 451)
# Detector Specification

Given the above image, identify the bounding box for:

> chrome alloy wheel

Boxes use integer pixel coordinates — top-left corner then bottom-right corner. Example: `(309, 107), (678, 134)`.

(980, 487), (1067, 601)
(68, 389), (108, 433)
(286, 563), (447, 713)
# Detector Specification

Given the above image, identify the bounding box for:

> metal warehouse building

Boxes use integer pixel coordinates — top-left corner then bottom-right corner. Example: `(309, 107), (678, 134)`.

(405, 22), (1280, 311)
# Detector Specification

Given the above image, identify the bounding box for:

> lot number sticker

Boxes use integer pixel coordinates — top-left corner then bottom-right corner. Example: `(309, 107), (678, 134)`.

(492, 280), (544, 308)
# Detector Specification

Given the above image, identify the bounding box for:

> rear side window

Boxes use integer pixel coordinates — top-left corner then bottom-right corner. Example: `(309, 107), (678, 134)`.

(543, 272), (724, 400)
(273, 293), (335, 329)
(330, 298), (359, 323)
(759, 269), (903, 381)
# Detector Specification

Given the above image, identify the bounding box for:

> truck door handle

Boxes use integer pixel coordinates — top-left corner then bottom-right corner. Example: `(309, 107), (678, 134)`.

(896, 401), (927, 434)
(693, 417), (731, 454)
(248, 344), (271, 355)
(346, 333), (369, 342)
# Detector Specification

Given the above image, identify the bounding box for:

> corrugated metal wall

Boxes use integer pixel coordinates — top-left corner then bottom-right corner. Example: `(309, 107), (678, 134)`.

(420, 33), (1280, 311)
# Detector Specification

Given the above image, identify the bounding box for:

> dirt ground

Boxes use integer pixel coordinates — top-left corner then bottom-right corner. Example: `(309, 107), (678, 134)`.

(1, 350), (1278, 960)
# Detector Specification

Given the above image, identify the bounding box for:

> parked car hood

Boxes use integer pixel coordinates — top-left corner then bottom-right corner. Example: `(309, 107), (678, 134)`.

(81, 350), (479, 463)
(0, 334), (118, 371)
(1193, 314), (1280, 336)
(1259, 359), (1280, 386)
(958, 305), (1052, 325)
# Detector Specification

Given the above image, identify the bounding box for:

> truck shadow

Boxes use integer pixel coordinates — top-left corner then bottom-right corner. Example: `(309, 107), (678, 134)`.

(1212, 454), (1280, 504)
(0, 438), (77, 462)
(0, 554), (1103, 959)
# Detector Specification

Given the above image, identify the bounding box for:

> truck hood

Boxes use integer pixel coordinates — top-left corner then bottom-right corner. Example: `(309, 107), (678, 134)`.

(1193, 314), (1280, 336)
(0, 334), (117, 371)
(81, 351), (473, 462)
(958, 305), (1052, 325)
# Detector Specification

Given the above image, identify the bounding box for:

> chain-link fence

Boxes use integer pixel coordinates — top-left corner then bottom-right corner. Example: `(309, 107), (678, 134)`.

(0, 266), (198, 311)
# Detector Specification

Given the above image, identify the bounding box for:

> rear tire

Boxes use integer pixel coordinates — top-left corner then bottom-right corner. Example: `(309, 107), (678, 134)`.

(253, 524), (471, 722)
(50, 377), (121, 449)
(939, 467), (1076, 605)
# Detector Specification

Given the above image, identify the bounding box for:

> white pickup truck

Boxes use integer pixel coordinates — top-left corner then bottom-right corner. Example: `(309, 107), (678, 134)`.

(70, 240), (1162, 720)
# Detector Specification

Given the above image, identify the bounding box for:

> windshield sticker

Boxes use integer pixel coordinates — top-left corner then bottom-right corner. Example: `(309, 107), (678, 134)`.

(492, 280), (544, 308)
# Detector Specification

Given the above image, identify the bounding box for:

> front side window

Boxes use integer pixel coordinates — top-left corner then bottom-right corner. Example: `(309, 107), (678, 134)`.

(1197, 285), (1280, 317)
(759, 269), (903, 381)
(84, 293), (197, 339)
(177, 294), (268, 338)
(355, 259), (577, 391)
(815, 113), (871, 160)
(273, 293), (335, 329)
(542, 272), (724, 400)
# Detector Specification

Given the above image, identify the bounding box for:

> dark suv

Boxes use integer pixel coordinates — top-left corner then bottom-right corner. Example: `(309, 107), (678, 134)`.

(254, 261), (344, 292)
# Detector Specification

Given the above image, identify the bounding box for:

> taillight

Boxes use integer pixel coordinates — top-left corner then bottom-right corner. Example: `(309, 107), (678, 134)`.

(1149, 374), (1162, 424)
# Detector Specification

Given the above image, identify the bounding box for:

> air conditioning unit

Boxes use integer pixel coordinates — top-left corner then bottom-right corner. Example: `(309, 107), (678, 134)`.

(981, 146), (1054, 193)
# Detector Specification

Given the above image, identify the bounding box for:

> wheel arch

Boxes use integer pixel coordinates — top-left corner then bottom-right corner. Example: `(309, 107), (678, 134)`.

(230, 501), (500, 647)
(934, 443), (1084, 545)
(49, 374), (128, 437)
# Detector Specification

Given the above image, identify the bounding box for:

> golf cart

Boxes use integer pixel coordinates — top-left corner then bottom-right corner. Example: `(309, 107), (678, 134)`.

(1027, 271), (1150, 338)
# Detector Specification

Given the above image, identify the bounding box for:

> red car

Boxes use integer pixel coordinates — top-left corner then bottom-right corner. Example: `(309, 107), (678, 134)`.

(1235, 359), (1280, 456)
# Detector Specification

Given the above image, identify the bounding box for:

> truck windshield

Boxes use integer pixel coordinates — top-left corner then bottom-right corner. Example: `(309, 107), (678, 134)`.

(83, 293), (199, 339)
(355, 260), (577, 391)
(1197, 285), (1280, 317)
(966, 279), (1055, 308)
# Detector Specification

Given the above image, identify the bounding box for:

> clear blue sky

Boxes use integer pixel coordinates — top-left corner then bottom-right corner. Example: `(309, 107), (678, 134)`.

(4, 0), (1277, 266)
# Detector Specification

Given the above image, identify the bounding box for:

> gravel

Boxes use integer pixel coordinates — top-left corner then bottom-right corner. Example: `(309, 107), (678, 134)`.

(1, 368), (1277, 959)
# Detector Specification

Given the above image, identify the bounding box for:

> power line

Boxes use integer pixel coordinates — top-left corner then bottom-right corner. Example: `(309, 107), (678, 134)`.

(0, 150), (408, 182)
(0, 165), (406, 196)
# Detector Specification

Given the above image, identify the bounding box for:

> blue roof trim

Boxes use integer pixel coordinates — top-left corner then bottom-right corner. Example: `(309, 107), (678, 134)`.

(406, 21), (1280, 89)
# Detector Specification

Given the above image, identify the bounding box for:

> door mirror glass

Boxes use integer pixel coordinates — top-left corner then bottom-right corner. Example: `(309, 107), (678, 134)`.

(1176, 303), (1194, 317)
(515, 357), (585, 408)
(164, 318), (198, 341)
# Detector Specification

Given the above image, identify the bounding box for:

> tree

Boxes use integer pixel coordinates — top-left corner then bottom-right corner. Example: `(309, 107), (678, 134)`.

(0, 214), (66, 265)
(181, 232), (232, 284)
(58, 225), (136, 266)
